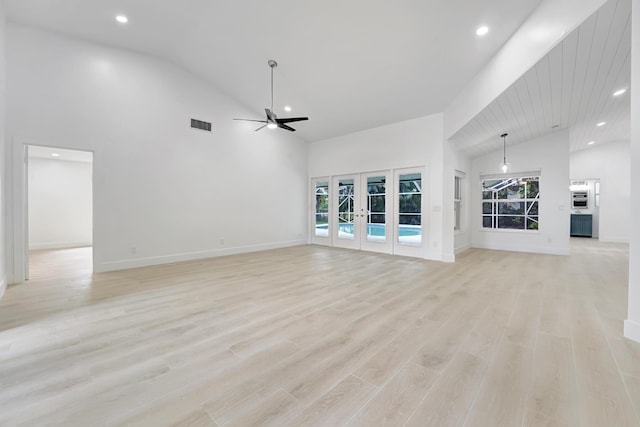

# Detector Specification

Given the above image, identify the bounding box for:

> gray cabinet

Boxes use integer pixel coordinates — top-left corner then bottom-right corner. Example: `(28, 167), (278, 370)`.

(570, 214), (592, 237)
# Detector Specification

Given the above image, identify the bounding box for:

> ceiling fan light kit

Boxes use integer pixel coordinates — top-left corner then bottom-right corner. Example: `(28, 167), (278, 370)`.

(233, 59), (309, 132)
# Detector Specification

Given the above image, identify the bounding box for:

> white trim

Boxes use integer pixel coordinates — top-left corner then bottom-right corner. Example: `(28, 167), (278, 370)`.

(624, 319), (640, 343)
(94, 239), (307, 273)
(598, 236), (630, 244)
(472, 242), (570, 256)
(29, 241), (92, 250)
(0, 277), (7, 300)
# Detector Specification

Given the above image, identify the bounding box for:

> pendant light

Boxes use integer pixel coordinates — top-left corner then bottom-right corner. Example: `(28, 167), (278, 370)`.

(499, 132), (511, 173)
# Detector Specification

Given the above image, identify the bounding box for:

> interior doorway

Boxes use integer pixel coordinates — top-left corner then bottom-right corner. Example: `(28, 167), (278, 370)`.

(26, 145), (94, 279)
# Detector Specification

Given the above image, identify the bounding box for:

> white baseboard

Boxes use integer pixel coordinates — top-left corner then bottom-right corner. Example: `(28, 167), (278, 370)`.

(0, 277), (6, 300)
(30, 241), (92, 250)
(598, 236), (630, 244)
(624, 319), (640, 343)
(94, 239), (307, 273)
(472, 242), (570, 256)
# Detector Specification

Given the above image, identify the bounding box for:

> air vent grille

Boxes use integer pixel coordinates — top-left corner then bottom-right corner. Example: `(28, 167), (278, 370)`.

(191, 118), (212, 132)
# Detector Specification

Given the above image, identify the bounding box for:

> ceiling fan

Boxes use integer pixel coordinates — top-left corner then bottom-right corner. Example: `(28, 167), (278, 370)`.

(234, 60), (309, 132)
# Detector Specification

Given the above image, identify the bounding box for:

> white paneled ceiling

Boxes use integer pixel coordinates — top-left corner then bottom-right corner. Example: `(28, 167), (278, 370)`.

(4, 0), (542, 142)
(451, 0), (631, 156)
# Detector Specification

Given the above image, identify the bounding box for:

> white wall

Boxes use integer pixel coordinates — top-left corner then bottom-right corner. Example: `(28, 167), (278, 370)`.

(570, 141), (630, 243)
(625, 0), (640, 343)
(6, 25), (308, 277)
(470, 129), (570, 255)
(0, 3), (6, 298)
(308, 114), (448, 261)
(28, 157), (92, 250)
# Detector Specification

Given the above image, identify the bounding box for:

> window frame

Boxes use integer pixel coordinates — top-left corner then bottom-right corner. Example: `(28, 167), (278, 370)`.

(480, 174), (540, 232)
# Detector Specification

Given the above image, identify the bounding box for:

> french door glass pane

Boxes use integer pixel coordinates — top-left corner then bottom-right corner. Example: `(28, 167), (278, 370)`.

(367, 176), (386, 242)
(314, 181), (329, 237)
(338, 178), (355, 240)
(398, 173), (422, 245)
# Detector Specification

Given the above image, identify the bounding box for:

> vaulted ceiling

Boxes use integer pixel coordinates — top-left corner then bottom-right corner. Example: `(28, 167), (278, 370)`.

(451, 0), (631, 155)
(4, 0), (630, 155)
(4, 0), (541, 143)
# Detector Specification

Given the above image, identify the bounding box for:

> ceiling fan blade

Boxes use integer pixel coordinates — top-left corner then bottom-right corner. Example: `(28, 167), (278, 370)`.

(234, 118), (268, 123)
(254, 124), (267, 132)
(278, 123), (296, 132)
(276, 117), (309, 124)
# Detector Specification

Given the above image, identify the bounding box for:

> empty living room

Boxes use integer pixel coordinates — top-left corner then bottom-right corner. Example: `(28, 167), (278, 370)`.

(1, 0), (639, 426)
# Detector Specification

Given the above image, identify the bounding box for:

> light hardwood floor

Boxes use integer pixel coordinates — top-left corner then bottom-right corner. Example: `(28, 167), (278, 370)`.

(1, 240), (639, 426)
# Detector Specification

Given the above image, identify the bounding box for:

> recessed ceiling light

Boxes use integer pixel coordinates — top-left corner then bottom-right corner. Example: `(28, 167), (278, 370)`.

(588, 141), (595, 145)
(596, 121), (606, 127)
(51, 153), (61, 157)
(115, 15), (128, 24)
(613, 88), (627, 97)
(284, 105), (292, 112)
(476, 26), (489, 37)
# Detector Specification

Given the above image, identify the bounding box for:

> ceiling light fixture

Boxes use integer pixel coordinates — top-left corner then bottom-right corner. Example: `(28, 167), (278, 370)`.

(51, 153), (61, 157)
(596, 121), (606, 127)
(476, 26), (489, 36)
(116, 15), (128, 24)
(613, 88), (627, 97)
(284, 105), (292, 112)
(499, 133), (511, 173)
(267, 122), (278, 130)
(588, 141), (595, 145)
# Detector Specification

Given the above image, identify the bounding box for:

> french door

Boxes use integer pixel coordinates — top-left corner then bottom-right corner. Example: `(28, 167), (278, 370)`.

(311, 167), (424, 257)
(332, 171), (393, 254)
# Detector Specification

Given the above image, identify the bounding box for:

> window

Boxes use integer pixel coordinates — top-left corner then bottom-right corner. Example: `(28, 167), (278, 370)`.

(482, 176), (539, 231)
(454, 172), (464, 231)
(314, 181), (329, 237)
(398, 173), (422, 245)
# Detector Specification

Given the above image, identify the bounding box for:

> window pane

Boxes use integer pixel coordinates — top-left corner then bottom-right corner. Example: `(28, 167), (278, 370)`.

(482, 190), (493, 200)
(527, 217), (539, 230)
(526, 201), (539, 215)
(498, 216), (525, 229)
(482, 202), (493, 214)
(399, 173), (422, 245)
(337, 179), (354, 240)
(498, 201), (525, 215)
(367, 176), (386, 242)
(482, 216), (493, 228)
(314, 181), (329, 237)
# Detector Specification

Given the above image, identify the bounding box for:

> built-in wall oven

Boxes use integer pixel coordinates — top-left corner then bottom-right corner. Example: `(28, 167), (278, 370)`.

(571, 191), (589, 209)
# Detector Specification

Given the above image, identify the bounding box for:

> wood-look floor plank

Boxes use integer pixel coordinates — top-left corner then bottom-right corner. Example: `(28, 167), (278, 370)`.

(346, 361), (439, 426)
(404, 351), (487, 427)
(0, 240), (636, 426)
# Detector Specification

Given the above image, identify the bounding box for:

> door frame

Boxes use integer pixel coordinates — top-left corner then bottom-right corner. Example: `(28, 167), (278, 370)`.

(331, 174), (361, 250)
(9, 138), (96, 284)
(359, 170), (393, 254)
(392, 166), (427, 258)
(310, 177), (332, 246)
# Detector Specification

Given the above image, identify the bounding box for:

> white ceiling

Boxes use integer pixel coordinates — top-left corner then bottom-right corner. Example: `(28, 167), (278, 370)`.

(28, 145), (93, 163)
(451, 0), (631, 156)
(4, 0), (542, 142)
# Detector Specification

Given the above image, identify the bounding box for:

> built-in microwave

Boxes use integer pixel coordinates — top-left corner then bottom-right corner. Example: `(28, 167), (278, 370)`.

(571, 191), (588, 209)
